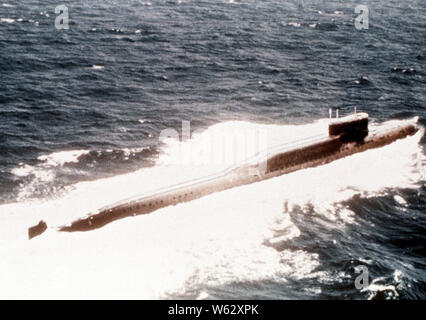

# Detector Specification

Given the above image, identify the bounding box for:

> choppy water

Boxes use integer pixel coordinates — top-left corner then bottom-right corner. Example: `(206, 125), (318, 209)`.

(0, 0), (425, 299)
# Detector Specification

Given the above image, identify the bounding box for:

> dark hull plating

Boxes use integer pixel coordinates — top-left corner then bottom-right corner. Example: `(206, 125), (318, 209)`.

(58, 120), (418, 233)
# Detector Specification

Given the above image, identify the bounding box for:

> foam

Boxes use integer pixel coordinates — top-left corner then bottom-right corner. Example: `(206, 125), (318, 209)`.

(0, 18), (15, 23)
(0, 119), (424, 298)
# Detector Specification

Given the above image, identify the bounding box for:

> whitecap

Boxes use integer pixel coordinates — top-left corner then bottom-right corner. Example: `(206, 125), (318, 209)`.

(394, 195), (407, 205)
(37, 150), (90, 167)
(1, 18), (15, 23)
(288, 22), (301, 27)
(11, 164), (36, 177)
(122, 147), (146, 160)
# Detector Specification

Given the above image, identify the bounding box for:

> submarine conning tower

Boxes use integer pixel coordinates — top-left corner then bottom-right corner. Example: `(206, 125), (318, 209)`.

(328, 110), (369, 142)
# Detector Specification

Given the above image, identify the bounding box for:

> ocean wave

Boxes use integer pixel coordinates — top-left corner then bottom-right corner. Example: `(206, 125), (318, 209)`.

(37, 150), (90, 167)
(11, 150), (90, 178)
(9, 147), (153, 201)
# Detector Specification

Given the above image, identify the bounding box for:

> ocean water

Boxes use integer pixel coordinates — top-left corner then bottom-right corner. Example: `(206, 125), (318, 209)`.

(0, 0), (425, 299)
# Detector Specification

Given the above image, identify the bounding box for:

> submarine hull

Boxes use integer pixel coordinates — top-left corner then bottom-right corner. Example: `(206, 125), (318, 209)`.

(58, 117), (419, 233)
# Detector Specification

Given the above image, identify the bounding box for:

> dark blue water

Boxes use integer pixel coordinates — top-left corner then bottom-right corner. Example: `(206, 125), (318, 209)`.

(0, 0), (425, 299)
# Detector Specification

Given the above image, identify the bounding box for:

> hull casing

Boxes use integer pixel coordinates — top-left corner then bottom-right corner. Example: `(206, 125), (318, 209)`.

(58, 116), (418, 233)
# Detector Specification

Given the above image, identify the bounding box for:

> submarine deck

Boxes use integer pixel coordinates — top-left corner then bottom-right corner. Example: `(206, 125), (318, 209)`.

(55, 118), (418, 233)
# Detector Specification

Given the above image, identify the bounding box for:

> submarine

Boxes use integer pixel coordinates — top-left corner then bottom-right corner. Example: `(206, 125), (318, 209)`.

(28, 110), (419, 239)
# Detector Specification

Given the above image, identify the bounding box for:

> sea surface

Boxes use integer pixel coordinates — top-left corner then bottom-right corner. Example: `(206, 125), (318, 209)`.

(0, 0), (425, 299)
